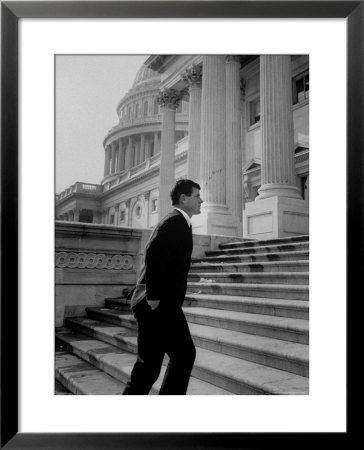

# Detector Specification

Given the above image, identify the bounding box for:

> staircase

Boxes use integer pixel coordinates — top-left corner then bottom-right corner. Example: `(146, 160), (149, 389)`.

(56, 234), (309, 395)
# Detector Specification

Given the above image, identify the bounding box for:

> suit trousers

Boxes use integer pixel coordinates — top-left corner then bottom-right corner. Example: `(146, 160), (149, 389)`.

(122, 299), (196, 395)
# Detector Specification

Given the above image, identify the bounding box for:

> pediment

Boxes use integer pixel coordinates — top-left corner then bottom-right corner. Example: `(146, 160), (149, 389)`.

(242, 158), (262, 173)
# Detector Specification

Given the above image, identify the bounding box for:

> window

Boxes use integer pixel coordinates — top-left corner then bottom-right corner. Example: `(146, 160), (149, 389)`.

(79, 209), (93, 223)
(110, 214), (115, 224)
(293, 72), (309, 104)
(135, 103), (139, 119)
(128, 106), (131, 120)
(135, 205), (142, 218)
(120, 210), (125, 222)
(151, 198), (158, 213)
(144, 101), (148, 117)
(249, 98), (261, 126)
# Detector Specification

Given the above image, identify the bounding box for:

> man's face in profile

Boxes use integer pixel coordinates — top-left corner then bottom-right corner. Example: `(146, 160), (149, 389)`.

(182, 188), (203, 217)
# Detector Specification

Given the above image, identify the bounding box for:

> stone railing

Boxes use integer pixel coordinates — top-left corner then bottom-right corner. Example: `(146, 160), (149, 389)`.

(55, 221), (151, 326)
(130, 160), (148, 176)
(149, 153), (161, 166)
(56, 182), (103, 202)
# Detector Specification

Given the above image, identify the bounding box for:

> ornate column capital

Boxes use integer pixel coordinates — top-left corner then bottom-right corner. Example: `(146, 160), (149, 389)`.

(143, 191), (151, 201)
(125, 198), (131, 208)
(182, 64), (202, 88)
(157, 88), (183, 109)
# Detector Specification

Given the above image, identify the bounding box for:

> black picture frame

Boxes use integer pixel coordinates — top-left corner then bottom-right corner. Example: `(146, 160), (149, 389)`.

(1, 1), (361, 448)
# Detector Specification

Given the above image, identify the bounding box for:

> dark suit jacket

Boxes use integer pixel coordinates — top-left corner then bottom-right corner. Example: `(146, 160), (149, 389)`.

(131, 209), (193, 310)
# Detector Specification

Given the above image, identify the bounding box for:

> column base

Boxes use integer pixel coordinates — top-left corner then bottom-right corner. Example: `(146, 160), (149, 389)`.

(192, 202), (241, 237)
(257, 183), (301, 200)
(243, 196), (309, 240)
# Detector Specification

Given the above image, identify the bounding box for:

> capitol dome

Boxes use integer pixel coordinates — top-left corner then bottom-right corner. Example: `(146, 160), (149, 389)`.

(132, 64), (160, 88)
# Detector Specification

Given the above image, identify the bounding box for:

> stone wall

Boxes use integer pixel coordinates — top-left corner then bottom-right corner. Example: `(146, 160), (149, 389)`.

(55, 221), (151, 326)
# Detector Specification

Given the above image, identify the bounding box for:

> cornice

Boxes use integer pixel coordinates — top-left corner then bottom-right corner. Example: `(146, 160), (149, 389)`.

(103, 119), (162, 144)
(104, 115), (189, 145)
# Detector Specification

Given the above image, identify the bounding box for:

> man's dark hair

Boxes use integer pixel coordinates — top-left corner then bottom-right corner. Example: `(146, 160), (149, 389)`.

(170, 179), (201, 205)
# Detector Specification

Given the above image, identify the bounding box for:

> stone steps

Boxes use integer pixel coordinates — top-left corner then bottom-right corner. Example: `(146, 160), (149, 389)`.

(65, 316), (308, 377)
(219, 235), (309, 250)
(183, 307), (308, 344)
(184, 293), (309, 319)
(192, 249), (309, 264)
(188, 272), (309, 285)
(56, 350), (124, 395)
(189, 260), (309, 274)
(86, 305), (308, 345)
(187, 281), (309, 300)
(55, 329), (233, 395)
(205, 241), (309, 257)
(55, 378), (72, 395)
(55, 234), (309, 395)
(56, 327), (308, 394)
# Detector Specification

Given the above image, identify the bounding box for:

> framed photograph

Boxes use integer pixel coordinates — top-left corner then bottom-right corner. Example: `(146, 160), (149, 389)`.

(1, 1), (361, 448)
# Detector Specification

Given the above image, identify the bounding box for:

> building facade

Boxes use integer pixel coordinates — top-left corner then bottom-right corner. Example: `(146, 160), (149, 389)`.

(56, 54), (309, 239)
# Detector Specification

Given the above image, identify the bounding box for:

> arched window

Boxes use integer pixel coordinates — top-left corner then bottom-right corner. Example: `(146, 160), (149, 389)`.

(135, 103), (139, 118)
(144, 101), (148, 117)
(128, 106), (132, 120)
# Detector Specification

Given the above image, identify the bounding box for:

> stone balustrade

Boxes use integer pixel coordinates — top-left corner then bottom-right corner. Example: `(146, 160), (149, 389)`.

(56, 182), (103, 203)
(130, 160), (148, 176)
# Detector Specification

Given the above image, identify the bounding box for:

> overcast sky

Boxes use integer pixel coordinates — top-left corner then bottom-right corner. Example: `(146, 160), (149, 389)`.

(55, 55), (148, 193)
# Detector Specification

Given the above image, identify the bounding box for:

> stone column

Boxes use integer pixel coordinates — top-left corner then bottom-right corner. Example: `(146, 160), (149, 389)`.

(144, 191), (150, 227)
(194, 55), (237, 236)
(157, 88), (182, 220)
(125, 136), (133, 170)
(134, 140), (139, 166)
(101, 209), (106, 224)
(125, 199), (132, 226)
(114, 204), (120, 226)
(243, 56), (308, 239)
(110, 141), (117, 174)
(73, 208), (80, 222)
(200, 55), (226, 203)
(93, 210), (102, 224)
(140, 133), (145, 162)
(182, 64), (202, 182)
(104, 145), (111, 176)
(258, 55), (301, 200)
(154, 131), (159, 155)
(117, 139), (123, 171)
(145, 135), (151, 159)
(226, 56), (243, 234)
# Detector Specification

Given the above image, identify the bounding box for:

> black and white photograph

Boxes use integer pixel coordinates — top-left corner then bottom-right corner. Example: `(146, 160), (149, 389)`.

(55, 54), (309, 396)
(2, 1), (357, 444)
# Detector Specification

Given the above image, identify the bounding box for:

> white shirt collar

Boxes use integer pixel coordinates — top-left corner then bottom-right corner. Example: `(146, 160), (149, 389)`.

(173, 207), (191, 227)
